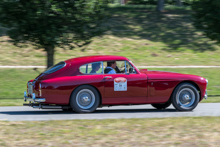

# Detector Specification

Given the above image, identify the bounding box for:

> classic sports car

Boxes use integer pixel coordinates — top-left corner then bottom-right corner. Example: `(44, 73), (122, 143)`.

(24, 55), (208, 113)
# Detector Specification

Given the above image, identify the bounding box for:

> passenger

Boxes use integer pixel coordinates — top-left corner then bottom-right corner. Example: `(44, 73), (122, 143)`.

(90, 63), (101, 74)
(104, 61), (121, 74)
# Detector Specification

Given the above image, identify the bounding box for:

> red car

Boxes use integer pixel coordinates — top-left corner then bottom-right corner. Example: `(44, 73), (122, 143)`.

(24, 55), (208, 113)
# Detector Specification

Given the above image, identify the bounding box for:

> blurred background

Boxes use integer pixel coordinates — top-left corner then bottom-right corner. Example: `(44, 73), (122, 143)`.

(0, 0), (220, 146)
(0, 0), (219, 103)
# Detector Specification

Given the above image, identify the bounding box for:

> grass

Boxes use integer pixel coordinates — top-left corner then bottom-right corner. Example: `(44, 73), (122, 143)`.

(0, 99), (24, 106)
(0, 69), (44, 99)
(0, 117), (220, 146)
(203, 97), (220, 103)
(0, 5), (220, 66)
(0, 68), (219, 106)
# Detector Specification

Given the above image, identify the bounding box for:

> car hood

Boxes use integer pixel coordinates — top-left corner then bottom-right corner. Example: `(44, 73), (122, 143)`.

(139, 69), (203, 80)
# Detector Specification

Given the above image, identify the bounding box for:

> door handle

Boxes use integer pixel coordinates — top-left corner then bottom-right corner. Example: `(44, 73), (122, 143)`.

(104, 76), (112, 79)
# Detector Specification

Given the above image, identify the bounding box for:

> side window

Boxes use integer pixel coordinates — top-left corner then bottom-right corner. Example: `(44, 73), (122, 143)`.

(103, 61), (126, 74)
(79, 62), (103, 74)
(103, 61), (136, 74)
(126, 61), (136, 74)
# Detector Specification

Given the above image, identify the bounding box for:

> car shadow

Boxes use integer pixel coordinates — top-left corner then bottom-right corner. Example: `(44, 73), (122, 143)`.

(94, 108), (178, 113)
(0, 108), (182, 115)
(0, 110), (73, 115)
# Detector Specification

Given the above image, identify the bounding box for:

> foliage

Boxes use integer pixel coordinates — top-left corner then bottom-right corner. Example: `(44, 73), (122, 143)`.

(192, 0), (220, 44)
(0, 0), (109, 67)
(128, 0), (193, 5)
(0, 5), (220, 67)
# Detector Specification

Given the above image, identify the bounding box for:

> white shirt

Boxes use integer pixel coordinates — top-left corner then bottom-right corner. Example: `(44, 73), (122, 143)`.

(106, 67), (116, 74)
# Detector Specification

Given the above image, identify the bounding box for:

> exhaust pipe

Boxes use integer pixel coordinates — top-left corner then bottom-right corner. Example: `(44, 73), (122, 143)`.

(42, 105), (62, 109)
(24, 103), (70, 109)
(32, 105), (62, 109)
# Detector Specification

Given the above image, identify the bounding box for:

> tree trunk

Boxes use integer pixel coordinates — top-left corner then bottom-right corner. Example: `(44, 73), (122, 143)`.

(120, 0), (125, 5)
(156, 0), (165, 12)
(176, 0), (182, 6)
(45, 45), (54, 68)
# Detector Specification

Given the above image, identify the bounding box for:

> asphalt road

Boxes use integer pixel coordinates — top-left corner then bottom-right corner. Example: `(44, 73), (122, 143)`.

(0, 103), (219, 121)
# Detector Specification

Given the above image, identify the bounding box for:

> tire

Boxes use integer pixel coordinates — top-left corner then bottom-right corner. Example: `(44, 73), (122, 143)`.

(151, 100), (171, 109)
(70, 85), (100, 113)
(171, 83), (200, 111)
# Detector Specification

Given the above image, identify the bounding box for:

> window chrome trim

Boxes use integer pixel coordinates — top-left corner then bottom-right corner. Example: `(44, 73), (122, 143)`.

(85, 64), (88, 74)
(101, 61), (104, 74)
(124, 61), (127, 73)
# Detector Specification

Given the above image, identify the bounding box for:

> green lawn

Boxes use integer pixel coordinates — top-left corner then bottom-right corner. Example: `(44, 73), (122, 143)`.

(0, 117), (220, 146)
(0, 99), (24, 106)
(0, 68), (219, 106)
(0, 5), (220, 66)
(0, 69), (44, 99)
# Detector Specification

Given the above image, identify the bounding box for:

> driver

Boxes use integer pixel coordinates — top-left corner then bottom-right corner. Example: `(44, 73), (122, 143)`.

(104, 61), (121, 74)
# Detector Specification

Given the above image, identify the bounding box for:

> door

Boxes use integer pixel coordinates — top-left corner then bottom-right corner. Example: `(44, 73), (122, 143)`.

(103, 61), (148, 105)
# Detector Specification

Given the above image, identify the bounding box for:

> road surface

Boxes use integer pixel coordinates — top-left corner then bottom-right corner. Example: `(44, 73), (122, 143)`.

(0, 103), (219, 121)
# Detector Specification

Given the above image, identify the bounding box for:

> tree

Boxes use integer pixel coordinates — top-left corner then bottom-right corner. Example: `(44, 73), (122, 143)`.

(0, 0), (109, 68)
(192, 0), (220, 44)
(156, 0), (165, 12)
(176, 0), (182, 6)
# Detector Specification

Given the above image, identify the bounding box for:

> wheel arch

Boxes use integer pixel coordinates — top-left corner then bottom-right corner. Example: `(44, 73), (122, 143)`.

(69, 84), (102, 106)
(169, 80), (201, 101)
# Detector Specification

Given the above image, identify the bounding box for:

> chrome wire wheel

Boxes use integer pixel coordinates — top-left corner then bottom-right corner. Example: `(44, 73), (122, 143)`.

(172, 83), (199, 111)
(177, 88), (195, 108)
(76, 89), (96, 109)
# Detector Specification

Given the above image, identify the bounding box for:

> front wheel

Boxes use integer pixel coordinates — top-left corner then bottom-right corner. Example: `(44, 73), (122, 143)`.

(172, 83), (200, 111)
(70, 85), (100, 113)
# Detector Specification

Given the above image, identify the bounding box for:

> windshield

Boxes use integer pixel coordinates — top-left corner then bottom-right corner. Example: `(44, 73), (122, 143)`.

(129, 60), (139, 71)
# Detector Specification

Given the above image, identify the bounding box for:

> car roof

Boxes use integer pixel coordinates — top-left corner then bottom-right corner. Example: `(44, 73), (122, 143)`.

(65, 55), (128, 64)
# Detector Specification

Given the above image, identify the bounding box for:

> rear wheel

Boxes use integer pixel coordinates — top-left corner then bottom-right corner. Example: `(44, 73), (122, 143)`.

(172, 83), (199, 111)
(70, 85), (100, 113)
(151, 100), (171, 109)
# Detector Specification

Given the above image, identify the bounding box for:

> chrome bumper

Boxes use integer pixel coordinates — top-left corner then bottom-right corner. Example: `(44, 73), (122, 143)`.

(24, 91), (46, 102)
(204, 90), (208, 99)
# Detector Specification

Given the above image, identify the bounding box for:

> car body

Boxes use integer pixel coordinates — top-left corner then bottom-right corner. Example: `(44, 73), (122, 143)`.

(24, 55), (208, 112)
